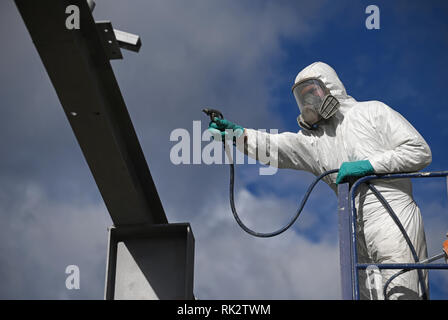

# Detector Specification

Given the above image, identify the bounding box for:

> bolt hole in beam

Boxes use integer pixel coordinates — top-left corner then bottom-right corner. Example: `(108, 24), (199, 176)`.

(95, 21), (142, 60)
(95, 21), (123, 60)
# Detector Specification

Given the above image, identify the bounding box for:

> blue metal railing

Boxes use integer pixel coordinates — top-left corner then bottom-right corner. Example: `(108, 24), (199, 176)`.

(342, 171), (448, 300)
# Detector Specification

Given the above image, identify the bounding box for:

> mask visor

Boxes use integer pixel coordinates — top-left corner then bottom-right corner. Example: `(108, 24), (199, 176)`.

(292, 79), (327, 112)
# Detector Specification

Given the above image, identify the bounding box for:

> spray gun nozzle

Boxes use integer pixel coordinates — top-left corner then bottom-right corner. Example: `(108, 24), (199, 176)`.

(202, 108), (224, 122)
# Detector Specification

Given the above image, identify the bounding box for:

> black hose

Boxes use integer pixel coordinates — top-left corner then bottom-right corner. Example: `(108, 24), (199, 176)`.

(382, 269), (411, 299)
(229, 161), (338, 238)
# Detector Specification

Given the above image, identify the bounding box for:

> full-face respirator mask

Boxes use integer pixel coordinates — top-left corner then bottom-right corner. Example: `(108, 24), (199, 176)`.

(292, 78), (340, 130)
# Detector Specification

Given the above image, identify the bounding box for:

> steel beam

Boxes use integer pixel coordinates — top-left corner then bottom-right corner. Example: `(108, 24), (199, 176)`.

(15, 0), (167, 226)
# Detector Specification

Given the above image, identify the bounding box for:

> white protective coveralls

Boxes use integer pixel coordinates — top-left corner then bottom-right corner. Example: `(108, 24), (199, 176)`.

(237, 62), (432, 299)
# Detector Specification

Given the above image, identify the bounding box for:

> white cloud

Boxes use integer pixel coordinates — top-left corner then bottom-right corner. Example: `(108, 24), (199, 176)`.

(0, 179), (110, 299)
(187, 189), (340, 299)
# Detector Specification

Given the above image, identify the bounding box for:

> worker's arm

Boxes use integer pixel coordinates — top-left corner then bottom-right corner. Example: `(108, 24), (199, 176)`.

(367, 101), (432, 174)
(236, 128), (318, 173)
(208, 117), (318, 173)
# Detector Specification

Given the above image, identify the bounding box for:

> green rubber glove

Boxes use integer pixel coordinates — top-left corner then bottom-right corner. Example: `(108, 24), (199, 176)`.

(336, 160), (375, 184)
(207, 117), (245, 140)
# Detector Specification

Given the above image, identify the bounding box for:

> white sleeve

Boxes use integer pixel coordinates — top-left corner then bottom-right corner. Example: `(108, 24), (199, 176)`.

(367, 102), (432, 174)
(236, 128), (318, 174)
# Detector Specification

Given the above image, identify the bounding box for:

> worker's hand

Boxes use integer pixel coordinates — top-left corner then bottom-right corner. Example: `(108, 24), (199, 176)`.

(336, 160), (375, 184)
(207, 117), (245, 140)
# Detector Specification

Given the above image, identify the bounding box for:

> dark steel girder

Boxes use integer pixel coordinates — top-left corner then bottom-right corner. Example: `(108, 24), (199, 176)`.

(15, 0), (167, 225)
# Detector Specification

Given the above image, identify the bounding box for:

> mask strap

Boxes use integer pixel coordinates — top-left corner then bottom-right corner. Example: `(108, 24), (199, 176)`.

(297, 114), (313, 130)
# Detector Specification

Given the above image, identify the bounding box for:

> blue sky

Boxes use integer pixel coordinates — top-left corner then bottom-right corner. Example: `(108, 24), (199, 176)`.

(1, 0), (447, 299)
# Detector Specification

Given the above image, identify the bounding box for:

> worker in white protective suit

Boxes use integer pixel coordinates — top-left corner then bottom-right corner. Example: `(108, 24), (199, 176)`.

(208, 62), (432, 300)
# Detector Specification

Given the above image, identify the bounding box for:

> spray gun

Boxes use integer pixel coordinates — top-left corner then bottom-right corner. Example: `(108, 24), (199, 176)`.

(202, 108), (232, 146)
(202, 108), (224, 122)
